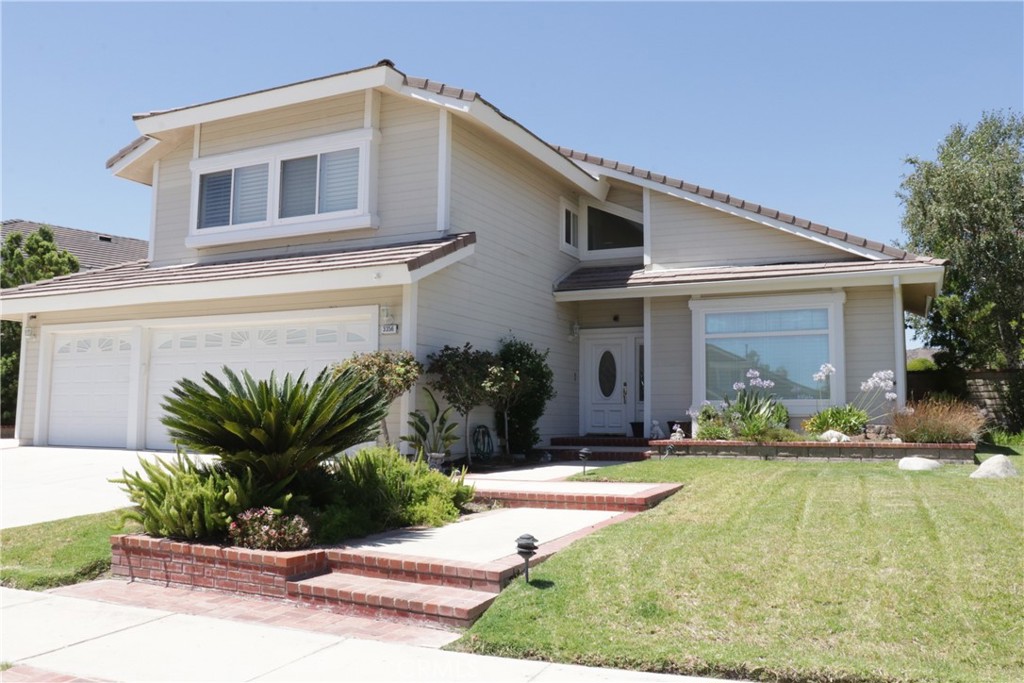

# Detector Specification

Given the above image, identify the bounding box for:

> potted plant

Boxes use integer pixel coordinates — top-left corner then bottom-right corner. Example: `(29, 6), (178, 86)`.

(401, 387), (459, 468)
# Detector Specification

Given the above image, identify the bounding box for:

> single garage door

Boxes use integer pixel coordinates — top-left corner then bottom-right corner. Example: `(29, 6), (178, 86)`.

(48, 332), (133, 448)
(145, 314), (375, 450)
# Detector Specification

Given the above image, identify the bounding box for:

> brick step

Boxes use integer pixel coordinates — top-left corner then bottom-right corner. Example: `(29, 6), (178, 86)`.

(549, 436), (649, 447)
(546, 447), (649, 462)
(326, 549), (515, 593)
(289, 571), (497, 628)
(470, 482), (683, 512)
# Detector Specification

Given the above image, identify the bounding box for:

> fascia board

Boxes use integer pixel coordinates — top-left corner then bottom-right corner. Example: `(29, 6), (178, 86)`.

(552, 265), (946, 302)
(0, 264), (412, 318)
(108, 137), (160, 179)
(409, 243), (475, 282)
(135, 68), (390, 135)
(577, 162), (888, 262)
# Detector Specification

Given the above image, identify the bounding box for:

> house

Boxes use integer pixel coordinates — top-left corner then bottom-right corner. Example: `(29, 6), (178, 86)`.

(1, 219), (148, 271)
(0, 60), (945, 451)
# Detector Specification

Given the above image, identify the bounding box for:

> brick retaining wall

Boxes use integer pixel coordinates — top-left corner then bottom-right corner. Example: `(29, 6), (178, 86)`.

(648, 440), (975, 462)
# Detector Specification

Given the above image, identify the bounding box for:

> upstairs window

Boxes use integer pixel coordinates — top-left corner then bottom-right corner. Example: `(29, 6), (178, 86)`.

(571, 199), (644, 261)
(559, 198), (579, 256)
(188, 129), (376, 249)
(587, 205), (642, 251)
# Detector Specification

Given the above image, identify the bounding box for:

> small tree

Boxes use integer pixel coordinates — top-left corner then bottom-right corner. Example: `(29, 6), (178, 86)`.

(482, 365), (522, 458)
(1, 227), (79, 426)
(426, 343), (495, 464)
(334, 350), (422, 445)
(494, 337), (556, 455)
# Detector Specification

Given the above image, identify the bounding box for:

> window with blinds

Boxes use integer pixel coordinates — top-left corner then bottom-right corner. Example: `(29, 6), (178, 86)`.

(279, 148), (359, 219)
(197, 164), (268, 229)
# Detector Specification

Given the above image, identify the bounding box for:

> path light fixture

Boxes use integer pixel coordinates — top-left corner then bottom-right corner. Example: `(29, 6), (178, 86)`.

(579, 447), (591, 476)
(516, 533), (539, 583)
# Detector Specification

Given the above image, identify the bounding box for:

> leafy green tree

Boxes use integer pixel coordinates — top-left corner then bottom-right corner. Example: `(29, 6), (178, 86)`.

(1, 227), (79, 425)
(899, 111), (1024, 372)
(426, 343), (495, 464)
(334, 350), (422, 445)
(493, 336), (556, 455)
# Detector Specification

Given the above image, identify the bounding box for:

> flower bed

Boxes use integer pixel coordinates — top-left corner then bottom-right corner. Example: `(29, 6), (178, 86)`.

(648, 439), (975, 463)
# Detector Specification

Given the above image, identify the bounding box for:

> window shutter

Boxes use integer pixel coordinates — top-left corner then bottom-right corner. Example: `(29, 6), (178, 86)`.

(198, 171), (232, 228)
(279, 156), (318, 218)
(318, 148), (360, 213)
(231, 164), (268, 225)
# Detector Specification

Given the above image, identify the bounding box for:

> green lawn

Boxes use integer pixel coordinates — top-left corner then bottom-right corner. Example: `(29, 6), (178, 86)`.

(1, 510), (139, 590)
(453, 458), (1024, 683)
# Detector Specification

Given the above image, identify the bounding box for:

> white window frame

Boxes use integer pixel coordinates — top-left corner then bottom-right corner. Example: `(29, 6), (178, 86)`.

(558, 198), (579, 257)
(579, 198), (644, 261)
(187, 128), (378, 249)
(689, 292), (846, 416)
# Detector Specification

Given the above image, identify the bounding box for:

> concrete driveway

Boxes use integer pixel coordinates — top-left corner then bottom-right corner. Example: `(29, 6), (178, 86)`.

(0, 440), (178, 529)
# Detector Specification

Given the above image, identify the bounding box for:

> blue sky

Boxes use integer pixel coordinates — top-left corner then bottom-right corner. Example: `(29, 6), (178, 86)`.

(2, 1), (1022, 252)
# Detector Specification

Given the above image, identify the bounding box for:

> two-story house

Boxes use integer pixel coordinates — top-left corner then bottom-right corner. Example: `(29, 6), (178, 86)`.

(0, 60), (945, 451)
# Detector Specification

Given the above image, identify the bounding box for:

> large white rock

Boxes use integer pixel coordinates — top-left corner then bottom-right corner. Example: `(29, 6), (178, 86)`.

(819, 430), (851, 443)
(970, 454), (1020, 479)
(899, 456), (943, 471)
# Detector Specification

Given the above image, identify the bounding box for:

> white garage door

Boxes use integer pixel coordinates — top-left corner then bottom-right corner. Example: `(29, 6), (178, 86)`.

(48, 332), (133, 448)
(145, 315), (375, 450)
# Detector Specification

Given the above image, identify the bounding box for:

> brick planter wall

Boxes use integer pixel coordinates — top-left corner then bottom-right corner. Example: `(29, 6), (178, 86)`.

(110, 534), (327, 598)
(648, 440), (976, 463)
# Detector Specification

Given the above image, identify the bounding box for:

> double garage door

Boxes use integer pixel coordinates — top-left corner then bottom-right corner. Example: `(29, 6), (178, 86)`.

(46, 310), (376, 450)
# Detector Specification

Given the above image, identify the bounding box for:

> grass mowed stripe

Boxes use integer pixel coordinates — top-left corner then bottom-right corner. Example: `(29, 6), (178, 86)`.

(1, 510), (139, 590)
(453, 459), (1023, 683)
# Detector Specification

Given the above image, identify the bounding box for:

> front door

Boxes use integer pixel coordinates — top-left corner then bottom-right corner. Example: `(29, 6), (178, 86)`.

(580, 330), (643, 435)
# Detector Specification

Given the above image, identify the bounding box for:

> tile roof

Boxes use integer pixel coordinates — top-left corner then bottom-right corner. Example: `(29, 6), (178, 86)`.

(1, 219), (148, 271)
(555, 147), (944, 265)
(1, 233), (475, 301)
(555, 259), (944, 294)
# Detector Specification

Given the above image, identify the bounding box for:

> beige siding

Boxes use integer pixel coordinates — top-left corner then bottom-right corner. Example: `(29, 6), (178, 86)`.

(23, 288), (409, 446)
(649, 297), (692, 427)
(416, 117), (582, 451)
(150, 92), (439, 266)
(649, 192), (852, 268)
(844, 286), (898, 406)
(16, 334), (41, 443)
(604, 180), (643, 213)
(198, 94), (364, 157)
(579, 300), (643, 329)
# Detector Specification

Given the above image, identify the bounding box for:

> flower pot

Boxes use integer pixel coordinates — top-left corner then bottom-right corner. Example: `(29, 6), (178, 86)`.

(630, 422), (644, 438)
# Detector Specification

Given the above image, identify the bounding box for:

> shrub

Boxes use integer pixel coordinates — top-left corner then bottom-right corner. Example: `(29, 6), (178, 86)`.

(401, 387), (459, 457)
(907, 357), (938, 372)
(891, 398), (987, 443)
(802, 404), (870, 436)
(496, 337), (556, 455)
(113, 453), (272, 541)
(160, 366), (390, 493)
(695, 422), (732, 440)
(722, 369), (789, 434)
(228, 507), (311, 551)
(317, 447), (474, 543)
(427, 343), (496, 463)
(334, 350), (422, 445)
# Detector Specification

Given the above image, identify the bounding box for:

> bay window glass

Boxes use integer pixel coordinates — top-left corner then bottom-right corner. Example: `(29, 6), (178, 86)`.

(705, 308), (827, 401)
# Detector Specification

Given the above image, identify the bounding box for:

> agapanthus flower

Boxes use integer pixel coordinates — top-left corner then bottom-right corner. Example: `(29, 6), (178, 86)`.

(813, 363), (836, 382)
(746, 369), (760, 379)
(885, 392), (897, 401)
(733, 382), (746, 391)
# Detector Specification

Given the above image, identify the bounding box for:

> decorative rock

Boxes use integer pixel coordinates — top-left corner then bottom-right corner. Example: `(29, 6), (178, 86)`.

(819, 430), (851, 443)
(970, 454), (1020, 479)
(891, 437), (902, 443)
(899, 456), (942, 471)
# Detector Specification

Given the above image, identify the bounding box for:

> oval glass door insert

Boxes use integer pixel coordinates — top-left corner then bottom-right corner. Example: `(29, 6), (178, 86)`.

(598, 350), (617, 397)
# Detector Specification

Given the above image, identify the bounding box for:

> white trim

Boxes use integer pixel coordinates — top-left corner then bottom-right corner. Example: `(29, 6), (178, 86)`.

(147, 160), (160, 262)
(642, 298), (652, 438)
(573, 161), (892, 262)
(578, 198), (645, 261)
(187, 128), (377, 248)
(408, 242), (475, 283)
(125, 326), (148, 449)
(363, 89), (379, 130)
(893, 276), (907, 408)
(642, 188), (652, 267)
(14, 314), (31, 442)
(192, 124), (201, 158)
(558, 197), (580, 257)
(33, 326), (57, 446)
(437, 111), (451, 232)
(107, 137), (160, 178)
(689, 292), (846, 416)
(400, 283), (418, 454)
(135, 67), (393, 135)
(553, 264), (947, 302)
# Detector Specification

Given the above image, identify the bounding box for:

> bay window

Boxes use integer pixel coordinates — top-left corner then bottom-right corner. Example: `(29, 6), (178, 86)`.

(690, 293), (845, 414)
(188, 128), (376, 248)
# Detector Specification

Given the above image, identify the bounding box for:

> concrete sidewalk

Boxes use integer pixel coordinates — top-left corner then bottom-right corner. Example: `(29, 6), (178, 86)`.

(1, 585), (732, 682)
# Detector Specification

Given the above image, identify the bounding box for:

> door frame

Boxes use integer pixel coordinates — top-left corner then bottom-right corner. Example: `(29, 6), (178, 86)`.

(578, 327), (643, 435)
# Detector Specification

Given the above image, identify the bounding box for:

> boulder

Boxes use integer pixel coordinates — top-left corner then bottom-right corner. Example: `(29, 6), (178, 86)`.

(899, 456), (942, 471)
(819, 430), (851, 443)
(970, 454), (1020, 479)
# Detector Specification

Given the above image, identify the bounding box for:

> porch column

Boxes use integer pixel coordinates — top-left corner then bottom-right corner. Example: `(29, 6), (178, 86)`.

(643, 297), (652, 438)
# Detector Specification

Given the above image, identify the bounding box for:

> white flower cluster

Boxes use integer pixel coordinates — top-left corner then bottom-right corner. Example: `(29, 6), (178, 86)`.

(812, 363), (836, 383)
(861, 369), (896, 400)
(741, 369), (775, 390)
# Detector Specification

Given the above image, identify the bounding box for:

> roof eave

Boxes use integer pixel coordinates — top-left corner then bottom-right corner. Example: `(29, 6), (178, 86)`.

(553, 264), (947, 302)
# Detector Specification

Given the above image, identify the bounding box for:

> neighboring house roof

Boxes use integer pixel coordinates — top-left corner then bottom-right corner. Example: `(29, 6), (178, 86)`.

(1, 219), (148, 271)
(1, 233), (476, 313)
